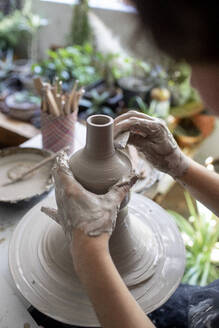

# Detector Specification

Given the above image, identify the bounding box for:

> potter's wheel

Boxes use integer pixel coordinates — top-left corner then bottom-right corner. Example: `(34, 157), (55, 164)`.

(9, 192), (185, 326)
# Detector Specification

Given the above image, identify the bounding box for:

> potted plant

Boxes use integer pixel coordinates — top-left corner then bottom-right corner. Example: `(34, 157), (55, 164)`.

(0, 50), (14, 81)
(117, 58), (153, 107)
(84, 81), (123, 111)
(169, 192), (219, 286)
(5, 90), (40, 121)
(131, 94), (170, 121)
(0, 0), (22, 15)
(32, 44), (102, 92)
(191, 111), (215, 138)
(168, 62), (204, 118)
(68, 0), (92, 46)
(0, 50), (23, 101)
(173, 118), (203, 148)
(118, 76), (153, 107)
(0, 5), (47, 59)
(173, 109), (215, 148)
(79, 89), (116, 120)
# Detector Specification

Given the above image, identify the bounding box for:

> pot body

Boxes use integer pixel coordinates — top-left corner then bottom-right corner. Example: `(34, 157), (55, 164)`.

(69, 114), (132, 195)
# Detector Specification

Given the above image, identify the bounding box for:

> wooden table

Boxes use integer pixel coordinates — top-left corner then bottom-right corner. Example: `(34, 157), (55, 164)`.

(0, 112), (40, 147)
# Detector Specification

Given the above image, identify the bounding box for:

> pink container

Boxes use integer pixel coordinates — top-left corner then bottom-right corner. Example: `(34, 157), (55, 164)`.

(41, 111), (78, 155)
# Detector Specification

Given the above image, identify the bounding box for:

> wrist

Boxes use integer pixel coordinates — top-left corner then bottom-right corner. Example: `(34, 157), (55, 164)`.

(71, 229), (110, 275)
(168, 149), (190, 179)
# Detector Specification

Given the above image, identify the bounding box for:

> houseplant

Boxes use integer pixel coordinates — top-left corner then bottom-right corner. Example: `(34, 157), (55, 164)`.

(117, 58), (153, 107)
(80, 89), (116, 119)
(167, 62), (204, 118)
(0, 3), (47, 59)
(169, 192), (219, 286)
(5, 90), (40, 121)
(32, 44), (101, 91)
(130, 93), (170, 121)
(173, 118), (203, 148)
(69, 0), (92, 46)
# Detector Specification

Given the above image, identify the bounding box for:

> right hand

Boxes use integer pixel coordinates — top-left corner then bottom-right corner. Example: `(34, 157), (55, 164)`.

(41, 151), (138, 240)
(114, 111), (189, 178)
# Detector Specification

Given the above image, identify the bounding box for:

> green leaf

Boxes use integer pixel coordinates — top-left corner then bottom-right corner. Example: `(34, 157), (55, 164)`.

(168, 210), (194, 237)
(184, 192), (197, 218)
(200, 261), (210, 286)
(168, 191), (219, 286)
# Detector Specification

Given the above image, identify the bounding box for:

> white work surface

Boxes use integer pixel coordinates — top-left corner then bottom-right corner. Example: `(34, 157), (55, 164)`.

(0, 119), (218, 327)
(0, 122), (86, 327)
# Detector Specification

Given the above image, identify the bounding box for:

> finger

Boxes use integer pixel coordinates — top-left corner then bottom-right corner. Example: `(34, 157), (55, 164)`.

(52, 151), (72, 180)
(114, 117), (159, 138)
(114, 110), (155, 125)
(108, 174), (138, 204)
(128, 133), (145, 148)
(52, 152), (87, 197)
(41, 206), (60, 224)
(114, 131), (130, 149)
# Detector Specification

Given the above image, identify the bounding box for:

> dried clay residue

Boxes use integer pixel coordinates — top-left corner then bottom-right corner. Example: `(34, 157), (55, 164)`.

(24, 323), (30, 328)
(0, 153), (53, 202)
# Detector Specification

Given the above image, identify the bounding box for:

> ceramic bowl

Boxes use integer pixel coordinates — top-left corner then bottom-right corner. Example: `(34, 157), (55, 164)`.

(0, 147), (54, 203)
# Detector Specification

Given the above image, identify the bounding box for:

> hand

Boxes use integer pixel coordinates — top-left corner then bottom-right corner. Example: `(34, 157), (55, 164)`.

(41, 151), (137, 240)
(114, 111), (189, 178)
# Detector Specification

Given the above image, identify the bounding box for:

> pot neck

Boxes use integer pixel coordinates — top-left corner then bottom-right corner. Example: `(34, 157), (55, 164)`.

(85, 115), (115, 158)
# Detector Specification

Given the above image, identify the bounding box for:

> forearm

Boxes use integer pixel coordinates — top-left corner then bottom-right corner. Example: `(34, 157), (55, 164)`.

(177, 158), (219, 216)
(72, 231), (155, 328)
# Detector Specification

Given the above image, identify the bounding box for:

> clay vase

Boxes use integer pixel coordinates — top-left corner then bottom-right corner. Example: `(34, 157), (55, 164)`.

(69, 115), (132, 229)
(9, 114), (185, 327)
(69, 114), (132, 194)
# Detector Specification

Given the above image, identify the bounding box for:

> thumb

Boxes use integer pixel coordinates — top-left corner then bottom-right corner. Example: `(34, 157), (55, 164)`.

(41, 206), (60, 224)
(107, 174), (138, 204)
(114, 131), (130, 150)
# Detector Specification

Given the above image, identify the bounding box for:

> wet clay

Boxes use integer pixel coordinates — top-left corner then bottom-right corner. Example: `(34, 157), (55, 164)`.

(69, 115), (132, 194)
(114, 111), (189, 178)
(42, 115), (137, 237)
(0, 148), (53, 203)
(9, 192), (185, 326)
(9, 115), (186, 326)
(41, 151), (138, 238)
(7, 162), (35, 180)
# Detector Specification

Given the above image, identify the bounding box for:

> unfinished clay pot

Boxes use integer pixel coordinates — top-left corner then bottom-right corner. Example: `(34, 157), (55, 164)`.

(69, 115), (132, 194)
(9, 115), (185, 326)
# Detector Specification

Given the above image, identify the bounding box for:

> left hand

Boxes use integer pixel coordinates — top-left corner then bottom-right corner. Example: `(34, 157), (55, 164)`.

(114, 111), (189, 178)
(41, 151), (137, 240)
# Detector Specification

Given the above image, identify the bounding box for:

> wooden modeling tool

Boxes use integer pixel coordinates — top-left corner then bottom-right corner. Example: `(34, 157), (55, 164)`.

(46, 88), (60, 117)
(34, 77), (44, 96)
(42, 86), (48, 112)
(34, 78), (83, 117)
(68, 80), (79, 113)
(2, 146), (69, 187)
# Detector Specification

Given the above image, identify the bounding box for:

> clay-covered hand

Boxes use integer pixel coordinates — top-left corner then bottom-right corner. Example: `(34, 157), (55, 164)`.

(41, 151), (137, 240)
(114, 111), (189, 179)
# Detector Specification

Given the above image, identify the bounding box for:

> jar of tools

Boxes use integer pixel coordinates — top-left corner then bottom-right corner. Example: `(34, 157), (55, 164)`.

(35, 78), (84, 155)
